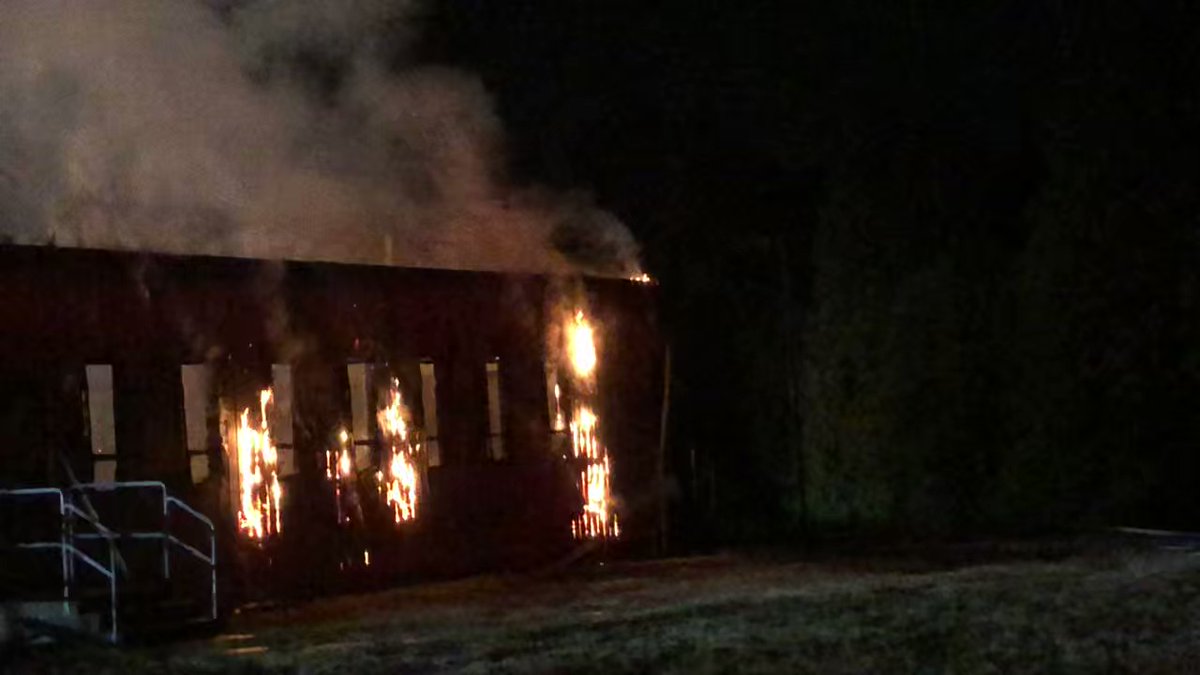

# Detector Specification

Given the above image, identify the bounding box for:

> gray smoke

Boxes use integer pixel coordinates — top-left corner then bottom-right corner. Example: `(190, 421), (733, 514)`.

(0, 0), (641, 277)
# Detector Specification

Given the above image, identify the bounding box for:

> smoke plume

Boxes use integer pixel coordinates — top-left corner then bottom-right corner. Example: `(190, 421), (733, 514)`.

(0, 0), (640, 277)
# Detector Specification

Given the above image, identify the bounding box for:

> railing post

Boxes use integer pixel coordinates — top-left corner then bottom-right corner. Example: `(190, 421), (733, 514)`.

(108, 540), (118, 644)
(210, 532), (218, 620)
(162, 485), (171, 580)
(58, 491), (69, 617)
(66, 494), (75, 589)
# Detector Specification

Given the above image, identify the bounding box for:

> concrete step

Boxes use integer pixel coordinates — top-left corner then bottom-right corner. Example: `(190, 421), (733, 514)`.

(0, 600), (107, 645)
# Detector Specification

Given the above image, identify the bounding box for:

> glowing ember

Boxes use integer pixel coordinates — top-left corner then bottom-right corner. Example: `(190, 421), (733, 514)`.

(377, 379), (420, 524)
(567, 310), (597, 380)
(562, 308), (618, 540)
(234, 388), (283, 541)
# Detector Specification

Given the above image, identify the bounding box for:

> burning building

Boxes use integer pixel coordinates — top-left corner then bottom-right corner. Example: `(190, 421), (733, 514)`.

(0, 241), (662, 617)
(0, 1), (663, 640)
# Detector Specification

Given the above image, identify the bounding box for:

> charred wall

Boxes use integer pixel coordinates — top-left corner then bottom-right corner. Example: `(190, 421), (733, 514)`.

(0, 244), (661, 590)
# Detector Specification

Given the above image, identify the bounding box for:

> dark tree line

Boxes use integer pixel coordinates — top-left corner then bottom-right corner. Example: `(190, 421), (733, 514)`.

(795, 2), (1200, 536)
(423, 2), (1200, 542)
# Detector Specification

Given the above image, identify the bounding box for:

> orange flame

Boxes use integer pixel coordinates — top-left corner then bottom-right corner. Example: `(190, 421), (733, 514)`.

(377, 379), (420, 524)
(326, 428), (355, 525)
(562, 308), (618, 540)
(570, 403), (618, 538)
(567, 310), (597, 381)
(235, 388), (282, 540)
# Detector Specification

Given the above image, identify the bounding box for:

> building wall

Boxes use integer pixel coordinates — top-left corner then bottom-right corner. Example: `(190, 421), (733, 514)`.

(0, 244), (662, 587)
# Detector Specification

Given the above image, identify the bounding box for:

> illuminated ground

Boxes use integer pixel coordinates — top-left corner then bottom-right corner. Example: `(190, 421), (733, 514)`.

(7, 540), (1200, 673)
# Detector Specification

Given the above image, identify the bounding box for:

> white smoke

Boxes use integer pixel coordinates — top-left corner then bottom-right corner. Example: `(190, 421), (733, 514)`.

(0, 0), (640, 277)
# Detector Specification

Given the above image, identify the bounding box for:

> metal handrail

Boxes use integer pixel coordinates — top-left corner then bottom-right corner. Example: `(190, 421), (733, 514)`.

(67, 481), (218, 620)
(18, 542), (118, 643)
(4, 480), (220, 642)
(74, 530), (213, 565)
(0, 488), (70, 614)
(166, 495), (214, 529)
(63, 503), (116, 539)
(0, 488), (120, 643)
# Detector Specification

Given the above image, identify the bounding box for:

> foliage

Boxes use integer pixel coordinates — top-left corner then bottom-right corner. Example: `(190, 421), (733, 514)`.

(419, 1), (1200, 540)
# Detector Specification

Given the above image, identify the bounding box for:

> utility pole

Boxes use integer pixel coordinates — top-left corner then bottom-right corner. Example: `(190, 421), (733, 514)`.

(778, 236), (806, 532)
(656, 343), (672, 555)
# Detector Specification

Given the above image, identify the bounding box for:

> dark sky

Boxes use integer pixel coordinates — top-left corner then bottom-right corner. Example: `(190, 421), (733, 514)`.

(416, 2), (795, 253)
(411, 2), (1057, 279)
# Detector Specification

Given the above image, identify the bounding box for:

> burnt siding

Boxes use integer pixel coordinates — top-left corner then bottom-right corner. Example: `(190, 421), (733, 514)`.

(0, 246), (659, 461)
(0, 245), (662, 569)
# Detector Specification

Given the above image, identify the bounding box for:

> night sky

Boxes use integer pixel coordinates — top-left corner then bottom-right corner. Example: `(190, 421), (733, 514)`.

(413, 2), (1200, 541)
(418, 1), (794, 253)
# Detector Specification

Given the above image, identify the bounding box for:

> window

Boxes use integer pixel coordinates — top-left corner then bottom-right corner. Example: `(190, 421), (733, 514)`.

(419, 360), (441, 467)
(181, 364), (211, 483)
(85, 364), (117, 483)
(485, 359), (505, 460)
(346, 362), (374, 470)
(272, 364), (296, 477)
(545, 361), (568, 456)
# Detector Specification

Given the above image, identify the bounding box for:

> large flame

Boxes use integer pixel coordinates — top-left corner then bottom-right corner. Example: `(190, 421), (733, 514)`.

(377, 379), (420, 524)
(570, 403), (619, 539)
(563, 309), (618, 540)
(235, 388), (282, 541)
(567, 310), (597, 381)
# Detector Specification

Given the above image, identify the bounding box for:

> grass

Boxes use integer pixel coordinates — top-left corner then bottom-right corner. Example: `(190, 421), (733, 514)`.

(5, 541), (1200, 673)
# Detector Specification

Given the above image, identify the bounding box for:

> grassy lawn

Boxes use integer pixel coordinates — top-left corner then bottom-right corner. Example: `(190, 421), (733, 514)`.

(6, 541), (1200, 673)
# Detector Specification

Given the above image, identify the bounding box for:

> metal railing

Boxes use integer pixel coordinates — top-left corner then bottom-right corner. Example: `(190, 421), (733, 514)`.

(0, 488), (119, 643)
(1, 481), (217, 643)
(68, 481), (217, 622)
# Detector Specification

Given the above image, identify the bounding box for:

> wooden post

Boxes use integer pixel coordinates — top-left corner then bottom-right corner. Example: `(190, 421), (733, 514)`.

(656, 343), (672, 556)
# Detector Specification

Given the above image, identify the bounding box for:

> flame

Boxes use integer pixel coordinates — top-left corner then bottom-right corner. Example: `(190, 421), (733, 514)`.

(567, 310), (597, 381)
(234, 388), (283, 541)
(377, 379), (420, 524)
(327, 429), (354, 525)
(570, 403), (618, 539)
(377, 382), (408, 441)
(629, 272), (653, 284)
(561, 308), (618, 540)
(553, 383), (565, 432)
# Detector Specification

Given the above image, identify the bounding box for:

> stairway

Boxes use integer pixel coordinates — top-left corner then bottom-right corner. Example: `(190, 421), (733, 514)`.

(0, 482), (219, 645)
